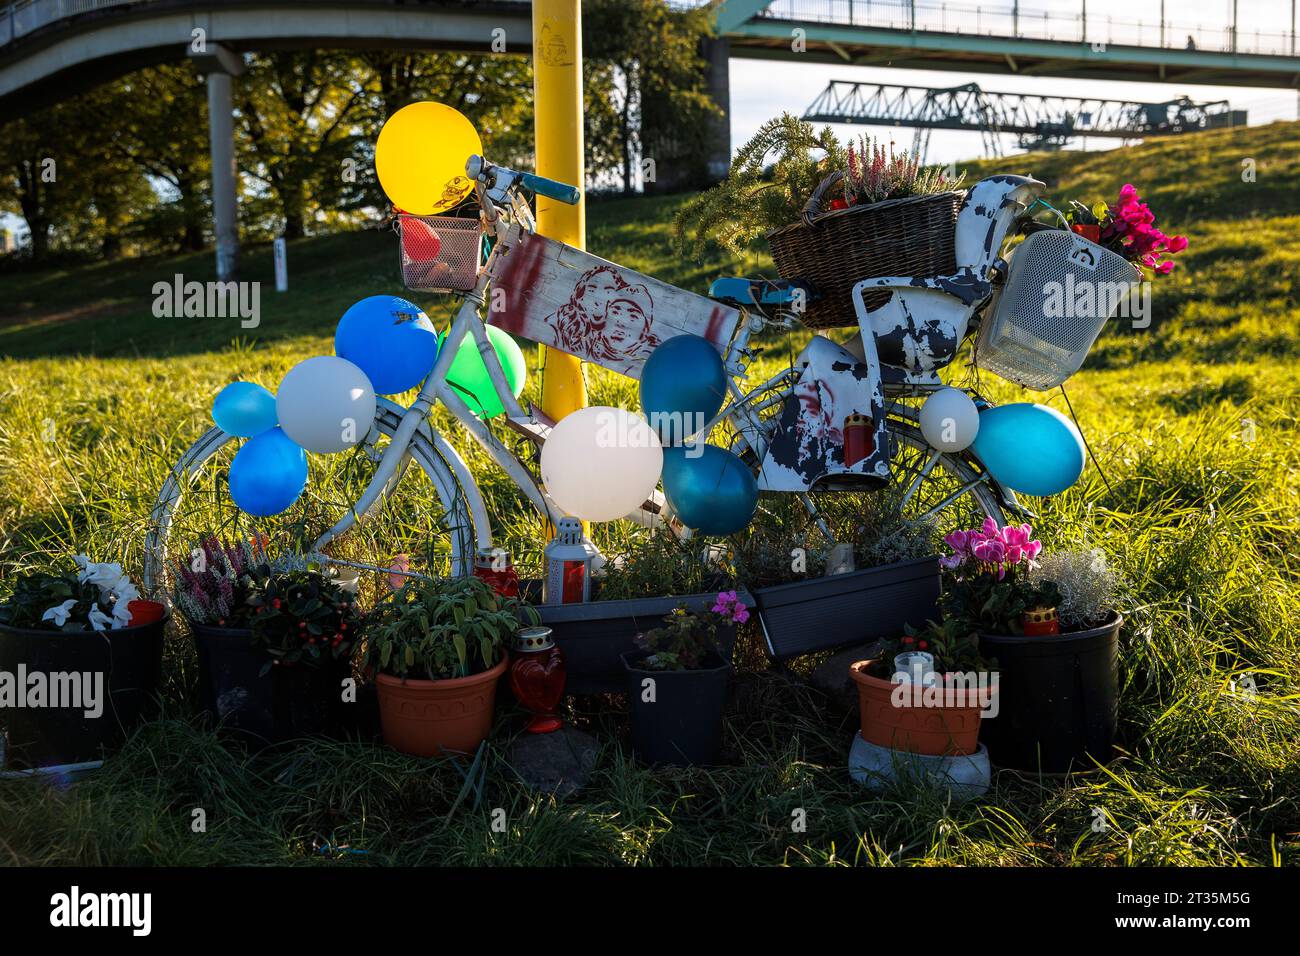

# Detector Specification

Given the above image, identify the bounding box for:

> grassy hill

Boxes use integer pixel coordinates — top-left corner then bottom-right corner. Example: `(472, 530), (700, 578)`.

(0, 120), (1297, 867)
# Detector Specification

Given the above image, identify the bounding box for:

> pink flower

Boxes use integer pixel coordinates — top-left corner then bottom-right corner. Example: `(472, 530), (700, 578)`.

(1024, 540), (1043, 561)
(1167, 235), (1188, 253)
(944, 530), (973, 554)
(733, 606), (750, 624)
(972, 538), (1005, 564)
(1118, 183), (1138, 204)
(980, 516), (999, 539)
(939, 553), (964, 570)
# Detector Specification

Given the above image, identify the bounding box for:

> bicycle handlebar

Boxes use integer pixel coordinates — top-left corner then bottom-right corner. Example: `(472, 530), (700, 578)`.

(466, 154), (581, 206)
(519, 172), (580, 205)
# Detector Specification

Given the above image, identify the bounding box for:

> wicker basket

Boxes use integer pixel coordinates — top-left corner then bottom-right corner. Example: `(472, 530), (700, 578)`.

(766, 172), (964, 329)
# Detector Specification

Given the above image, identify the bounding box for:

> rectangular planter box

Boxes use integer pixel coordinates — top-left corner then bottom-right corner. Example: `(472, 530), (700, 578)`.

(536, 590), (747, 695)
(752, 555), (941, 659)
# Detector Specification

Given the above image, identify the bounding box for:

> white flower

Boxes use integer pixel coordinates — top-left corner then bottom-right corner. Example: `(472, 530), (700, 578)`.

(74, 555), (139, 624)
(87, 603), (114, 632)
(110, 598), (134, 629)
(41, 599), (78, 628)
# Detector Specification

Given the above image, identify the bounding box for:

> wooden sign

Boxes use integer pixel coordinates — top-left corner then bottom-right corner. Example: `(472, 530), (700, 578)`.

(488, 225), (740, 379)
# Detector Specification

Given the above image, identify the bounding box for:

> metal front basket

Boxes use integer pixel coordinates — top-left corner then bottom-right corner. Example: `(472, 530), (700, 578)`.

(398, 213), (484, 293)
(974, 229), (1141, 390)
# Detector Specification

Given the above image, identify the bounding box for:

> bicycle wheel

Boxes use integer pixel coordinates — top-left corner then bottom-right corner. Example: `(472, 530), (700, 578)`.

(143, 400), (479, 601)
(881, 406), (1014, 533)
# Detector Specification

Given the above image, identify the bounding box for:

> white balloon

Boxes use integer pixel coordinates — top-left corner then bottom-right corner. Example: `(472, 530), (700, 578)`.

(919, 387), (981, 453)
(276, 356), (377, 454)
(541, 406), (663, 523)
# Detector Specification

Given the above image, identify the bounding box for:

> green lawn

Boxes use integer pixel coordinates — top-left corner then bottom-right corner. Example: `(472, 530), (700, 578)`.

(0, 121), (1297, 866)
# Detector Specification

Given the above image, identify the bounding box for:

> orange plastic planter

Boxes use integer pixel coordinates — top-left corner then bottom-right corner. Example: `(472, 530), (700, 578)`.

(849, 659), (985, 757)
(375, 653), (508, 757)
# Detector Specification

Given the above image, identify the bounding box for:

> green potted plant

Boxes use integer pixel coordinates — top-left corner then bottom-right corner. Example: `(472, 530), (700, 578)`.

(849, 618), (995, 758)
(943, 522), (1123, 773)
(0, 557), (167, 770)
(620, 591), (748, 766)
(361, 575), (533, 757)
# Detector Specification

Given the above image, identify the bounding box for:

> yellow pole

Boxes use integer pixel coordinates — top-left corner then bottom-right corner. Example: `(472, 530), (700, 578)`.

(532, 0), (587, 423)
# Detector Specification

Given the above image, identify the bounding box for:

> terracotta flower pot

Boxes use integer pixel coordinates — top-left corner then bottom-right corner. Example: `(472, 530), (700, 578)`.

(849, 658), (986, 757)
(375, 653), (508, 757)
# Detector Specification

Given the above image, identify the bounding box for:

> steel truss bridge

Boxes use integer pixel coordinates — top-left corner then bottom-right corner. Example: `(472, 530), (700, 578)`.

(803, 79), (1248, 157)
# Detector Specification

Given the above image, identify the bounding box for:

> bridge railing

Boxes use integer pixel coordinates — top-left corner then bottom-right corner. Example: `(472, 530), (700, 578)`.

(1, 0), (142, 46)
(753, 0), (1298, 57)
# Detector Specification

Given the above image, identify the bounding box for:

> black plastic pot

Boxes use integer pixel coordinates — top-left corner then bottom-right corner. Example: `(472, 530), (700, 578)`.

(752, 555), (942, 659)
(978, 613), (1122, 774)
(537, 591), (742, 694)
(622, 650), (731, 766)
(192, 624), (347, 742)
(0, 613), (167, 770)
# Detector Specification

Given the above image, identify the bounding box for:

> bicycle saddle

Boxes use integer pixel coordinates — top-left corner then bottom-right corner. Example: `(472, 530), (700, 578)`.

(709, 276), (814, 310)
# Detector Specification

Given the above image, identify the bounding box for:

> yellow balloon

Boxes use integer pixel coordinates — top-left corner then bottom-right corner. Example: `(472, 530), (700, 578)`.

(375, 102), (483, 215)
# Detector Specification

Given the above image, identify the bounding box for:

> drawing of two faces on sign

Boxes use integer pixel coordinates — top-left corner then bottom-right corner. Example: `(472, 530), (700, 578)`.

(545, 265), (661, 368)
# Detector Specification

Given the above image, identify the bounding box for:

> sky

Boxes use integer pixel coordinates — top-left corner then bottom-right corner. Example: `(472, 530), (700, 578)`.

(726, 0), (1299, 165)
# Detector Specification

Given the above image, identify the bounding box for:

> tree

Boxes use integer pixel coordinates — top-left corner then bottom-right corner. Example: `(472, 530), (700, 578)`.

(582, 0), (720, 194)
(237, 51), (371, 239)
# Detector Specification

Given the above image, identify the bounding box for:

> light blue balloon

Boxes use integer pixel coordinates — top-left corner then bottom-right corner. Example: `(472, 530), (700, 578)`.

(229, 427), (308, 517)
(640, 335), (727, 445)
(972, 403), (1085, 497)
(212, 381), (278, 437)
(662, 445), (758, 535)
(334, 295), (439, 395)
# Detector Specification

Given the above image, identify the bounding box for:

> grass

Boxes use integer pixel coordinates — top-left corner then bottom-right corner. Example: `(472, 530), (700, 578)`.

(1, 121), (1298, 866)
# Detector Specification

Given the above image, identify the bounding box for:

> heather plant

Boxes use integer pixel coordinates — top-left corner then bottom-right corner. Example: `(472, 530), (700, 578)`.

(171, 536), (269, 628)
(844, 135), (963, 206)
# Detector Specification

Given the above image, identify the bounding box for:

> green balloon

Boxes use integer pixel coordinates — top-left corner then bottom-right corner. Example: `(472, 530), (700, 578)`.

(438, 325), (527, 419)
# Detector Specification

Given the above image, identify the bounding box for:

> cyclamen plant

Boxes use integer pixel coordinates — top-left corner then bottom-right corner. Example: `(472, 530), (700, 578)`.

(0, 556), (141, 632)
(939, 519), (1060, 636)
(635, 591), (748, 671)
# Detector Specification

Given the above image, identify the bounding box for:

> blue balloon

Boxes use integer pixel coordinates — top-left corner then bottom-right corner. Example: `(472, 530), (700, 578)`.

(972, 403), (1085, 497)
(661, 445), (758, 535)
(212, 381), (278, 437)
(229, 427), (308, 517)
(334, 295), (439, 395)
(640, 335), (728, 445)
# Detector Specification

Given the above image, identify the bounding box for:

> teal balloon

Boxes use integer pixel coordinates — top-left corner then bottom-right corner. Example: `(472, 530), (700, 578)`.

(334, 295), (439, 395)
(661, 445), (758, 535)
(212, 381), (277, 437)
(972, 403), (1085, 497)
(640, 335), (727, 445)
(229, 427), (308, 517)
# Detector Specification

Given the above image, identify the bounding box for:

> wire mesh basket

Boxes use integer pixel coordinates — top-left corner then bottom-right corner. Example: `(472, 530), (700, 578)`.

(398, 213), (484, 293)
(974, 229), (1141, 390)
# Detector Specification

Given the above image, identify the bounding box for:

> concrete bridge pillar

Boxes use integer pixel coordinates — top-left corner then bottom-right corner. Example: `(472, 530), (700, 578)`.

(191, 44), (244, 282)
(703, 36), (732, 183)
